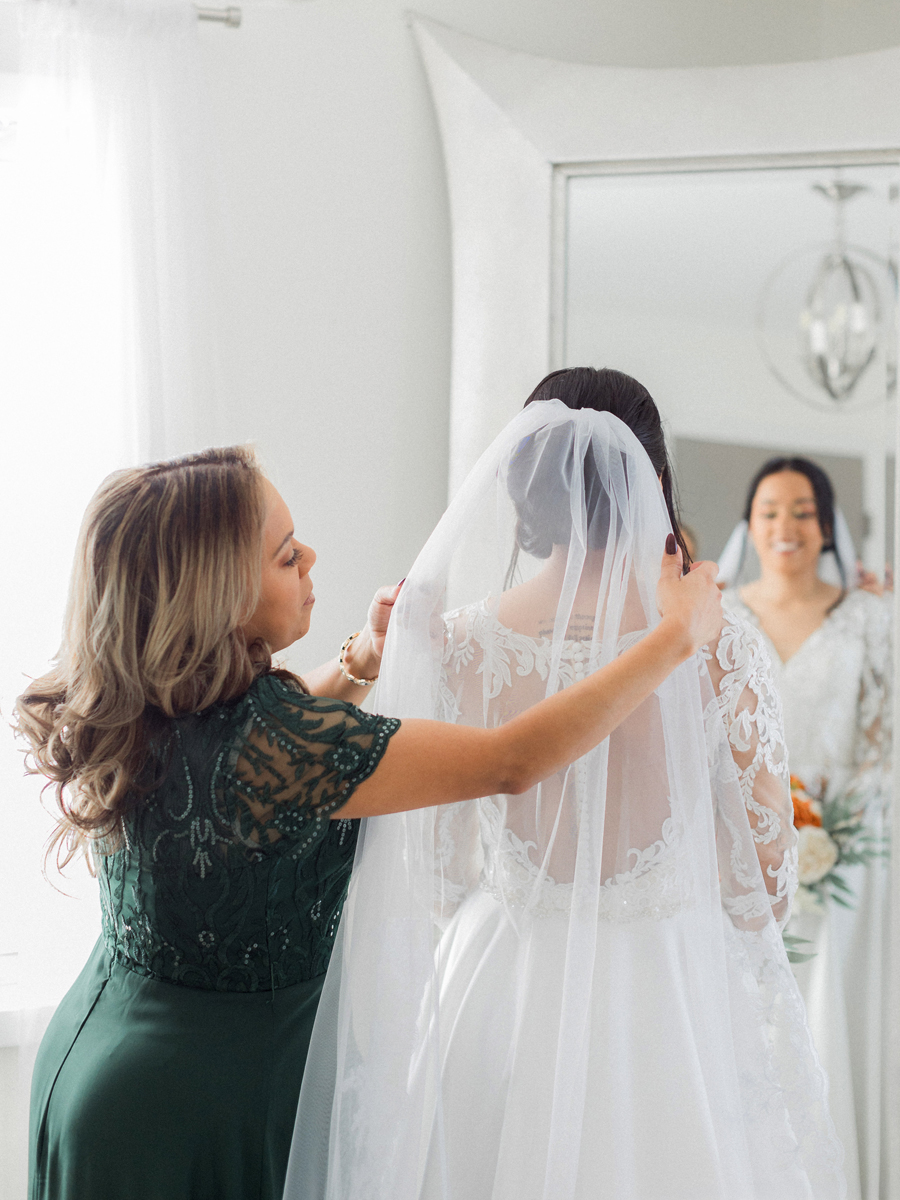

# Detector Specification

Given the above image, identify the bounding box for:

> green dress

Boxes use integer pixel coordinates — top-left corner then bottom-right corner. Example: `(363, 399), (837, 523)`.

(29, 673), (400, 1200)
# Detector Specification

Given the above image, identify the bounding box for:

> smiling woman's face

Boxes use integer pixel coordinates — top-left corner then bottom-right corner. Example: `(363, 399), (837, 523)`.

(242, 479), (316, 652)
(747, 469), (825, 579)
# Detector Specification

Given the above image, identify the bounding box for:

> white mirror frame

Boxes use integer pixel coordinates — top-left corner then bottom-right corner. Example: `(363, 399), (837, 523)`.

(412, 13), (900, 1184)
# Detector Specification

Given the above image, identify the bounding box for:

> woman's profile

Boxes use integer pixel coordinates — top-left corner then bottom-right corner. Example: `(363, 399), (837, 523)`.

(16, 441), (719, 1199)
(288, 368), (844, 1200)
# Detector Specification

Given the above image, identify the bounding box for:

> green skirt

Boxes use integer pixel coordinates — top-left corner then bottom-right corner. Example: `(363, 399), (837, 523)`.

(29, 939), (324, 1200)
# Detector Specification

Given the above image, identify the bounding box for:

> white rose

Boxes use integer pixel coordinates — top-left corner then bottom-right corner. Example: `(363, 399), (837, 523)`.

(797, 825), (839, 885)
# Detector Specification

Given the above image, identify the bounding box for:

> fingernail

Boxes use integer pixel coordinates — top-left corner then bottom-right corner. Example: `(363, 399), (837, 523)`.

(397, 577), (407, 587)
(665, 534), (677, 555)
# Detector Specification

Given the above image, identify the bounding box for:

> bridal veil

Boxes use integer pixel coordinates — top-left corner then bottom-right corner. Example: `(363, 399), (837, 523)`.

(287, 400), (844, 1200)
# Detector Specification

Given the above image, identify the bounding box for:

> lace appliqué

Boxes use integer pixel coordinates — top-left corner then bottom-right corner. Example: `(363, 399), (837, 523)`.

(703, 614), (797, 927)
(724, 587), (891, 821)
(440, 601), (602, 706)
(478, 799), (692, 922)
(440, 604), (692, 923)
(845, 593), (892, 814)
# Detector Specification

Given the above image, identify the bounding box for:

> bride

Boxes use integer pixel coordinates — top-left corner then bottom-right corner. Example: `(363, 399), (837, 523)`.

(721, 456), (891, 1200)
(287, 368), (844, 1200)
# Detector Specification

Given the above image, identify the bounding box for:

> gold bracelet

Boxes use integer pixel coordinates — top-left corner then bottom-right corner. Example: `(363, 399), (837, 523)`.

(339, 631), (378, 686)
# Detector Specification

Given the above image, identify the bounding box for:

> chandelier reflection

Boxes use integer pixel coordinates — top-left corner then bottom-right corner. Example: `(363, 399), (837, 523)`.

(800, 183), (879, 401)
(756, 177), (896, 413)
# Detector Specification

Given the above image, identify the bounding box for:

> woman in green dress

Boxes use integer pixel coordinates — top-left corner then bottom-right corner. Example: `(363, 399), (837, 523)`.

(15, 444), (721, 1200)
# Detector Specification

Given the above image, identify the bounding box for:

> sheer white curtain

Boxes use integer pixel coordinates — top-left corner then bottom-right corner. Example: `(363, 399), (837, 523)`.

(0, 3), (216, 1195)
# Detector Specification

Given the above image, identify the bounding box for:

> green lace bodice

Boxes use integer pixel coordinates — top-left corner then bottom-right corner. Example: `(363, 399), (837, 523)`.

(98, 674), (400, 992)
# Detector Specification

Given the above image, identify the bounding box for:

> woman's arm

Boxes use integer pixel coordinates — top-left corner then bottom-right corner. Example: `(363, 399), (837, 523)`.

(302, 584), (401, 702)
(338, 552), (722, 819)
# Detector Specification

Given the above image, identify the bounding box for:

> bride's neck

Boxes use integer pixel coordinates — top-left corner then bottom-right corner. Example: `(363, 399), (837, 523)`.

(500, 546), (606, 626)
(543, 544), (605, 594)
(745, 565), (836, 607)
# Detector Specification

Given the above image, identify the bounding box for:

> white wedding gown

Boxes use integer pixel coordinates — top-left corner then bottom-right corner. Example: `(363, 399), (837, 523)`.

(288, 403), (844, 1200)
(412, 601), (819, 1200)
(724, 587), (891, 1200)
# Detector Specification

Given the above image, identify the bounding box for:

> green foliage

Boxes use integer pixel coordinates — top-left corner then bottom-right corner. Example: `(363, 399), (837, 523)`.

(782, 932), (816, 964)
(796, 781), (888, 914)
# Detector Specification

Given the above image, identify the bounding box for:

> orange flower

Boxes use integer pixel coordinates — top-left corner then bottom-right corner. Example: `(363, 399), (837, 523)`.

(792, 794), (822, 828)
(790, 774), (823, 828)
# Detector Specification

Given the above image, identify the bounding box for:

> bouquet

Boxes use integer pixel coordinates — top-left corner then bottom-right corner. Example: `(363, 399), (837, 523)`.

(790, 774), (887, 913)
(782, 775), (887, 964)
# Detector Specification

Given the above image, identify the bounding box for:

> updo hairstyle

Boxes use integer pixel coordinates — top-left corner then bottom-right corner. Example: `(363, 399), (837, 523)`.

(508, 367), (691, 568)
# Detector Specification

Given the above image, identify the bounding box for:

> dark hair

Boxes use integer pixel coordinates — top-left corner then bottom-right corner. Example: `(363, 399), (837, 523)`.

(519, 367), (691, 567)
(742, 456), (844, 584)
(506, 423), (615, 567)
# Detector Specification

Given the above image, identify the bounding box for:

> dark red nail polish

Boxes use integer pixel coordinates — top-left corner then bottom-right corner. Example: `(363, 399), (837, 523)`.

(665, 534), (677, 555)
(397, 578), (407, 587)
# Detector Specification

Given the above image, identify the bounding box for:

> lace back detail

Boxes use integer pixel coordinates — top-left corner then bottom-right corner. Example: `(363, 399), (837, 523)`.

(437, 603), (794, 926)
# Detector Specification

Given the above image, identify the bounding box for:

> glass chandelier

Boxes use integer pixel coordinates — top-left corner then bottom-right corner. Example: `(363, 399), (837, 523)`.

(799, 181), (880, 401)
(756, 174), (895, 413)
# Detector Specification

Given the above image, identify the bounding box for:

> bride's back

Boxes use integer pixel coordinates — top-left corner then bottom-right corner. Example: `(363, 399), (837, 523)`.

(288, 377), (844, 1200)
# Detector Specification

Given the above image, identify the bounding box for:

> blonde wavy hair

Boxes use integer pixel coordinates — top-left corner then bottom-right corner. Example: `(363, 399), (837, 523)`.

(15, 445), (276, 867)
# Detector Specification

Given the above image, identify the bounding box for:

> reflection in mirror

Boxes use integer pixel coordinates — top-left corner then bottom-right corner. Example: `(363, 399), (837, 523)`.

(674, 437), (868, 568)
(562, 161), (895, 1199)
(563, 163), (897, 569)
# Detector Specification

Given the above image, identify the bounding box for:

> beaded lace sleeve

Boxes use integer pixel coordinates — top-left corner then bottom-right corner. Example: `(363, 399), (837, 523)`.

(223, 675), (400, 852)
(852, 594), (892, 809)
(703, 614), (797, 927)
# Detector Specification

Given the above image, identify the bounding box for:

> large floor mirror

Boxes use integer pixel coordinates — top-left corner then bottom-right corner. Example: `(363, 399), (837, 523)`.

(415, 19), (900, 1198)
(559, 156), (896, 1195)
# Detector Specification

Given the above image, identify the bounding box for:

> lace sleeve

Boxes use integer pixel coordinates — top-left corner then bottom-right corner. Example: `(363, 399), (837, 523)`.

(703, 615), (798, 927)
(429, 611), (485, 923)
(851, 594), (892, 810)
(223, 675), (400, 851)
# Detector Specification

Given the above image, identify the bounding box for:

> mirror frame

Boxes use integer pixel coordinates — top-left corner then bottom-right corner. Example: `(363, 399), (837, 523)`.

(413, 14), (900, 1184)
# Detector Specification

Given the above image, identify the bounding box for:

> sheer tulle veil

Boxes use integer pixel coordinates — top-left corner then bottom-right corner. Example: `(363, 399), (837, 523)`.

(286, 401), (844, 1200)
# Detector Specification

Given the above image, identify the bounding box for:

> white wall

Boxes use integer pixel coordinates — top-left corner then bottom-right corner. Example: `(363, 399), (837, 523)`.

(3, 4), (900, 1200)
(196, 0), (900, 674)
(197, 3), (453, 675)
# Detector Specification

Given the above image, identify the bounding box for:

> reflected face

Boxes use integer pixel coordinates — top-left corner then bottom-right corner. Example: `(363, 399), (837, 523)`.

(242, 479), (316, 652)
(747, 470), (825, 577)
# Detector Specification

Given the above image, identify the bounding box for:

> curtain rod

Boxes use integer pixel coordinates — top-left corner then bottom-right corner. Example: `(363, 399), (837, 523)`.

(195, 5), (241, 26)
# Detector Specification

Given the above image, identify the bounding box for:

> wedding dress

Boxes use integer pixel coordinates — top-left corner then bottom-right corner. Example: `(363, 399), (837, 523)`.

(287, 402), (844, 1200)
(724, 586), (891, 1200)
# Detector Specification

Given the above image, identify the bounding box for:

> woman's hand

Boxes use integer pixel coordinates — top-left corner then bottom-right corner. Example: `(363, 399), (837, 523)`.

(302, 581), (404, 700)
(856, 560), (893, 597)
(656, 537), (723, 655)
(338, 581), (404, 683)
(365, 581), (404, 659)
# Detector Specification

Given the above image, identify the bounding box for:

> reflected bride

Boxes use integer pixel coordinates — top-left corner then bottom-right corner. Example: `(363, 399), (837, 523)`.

(722, 456), (891, 1200)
